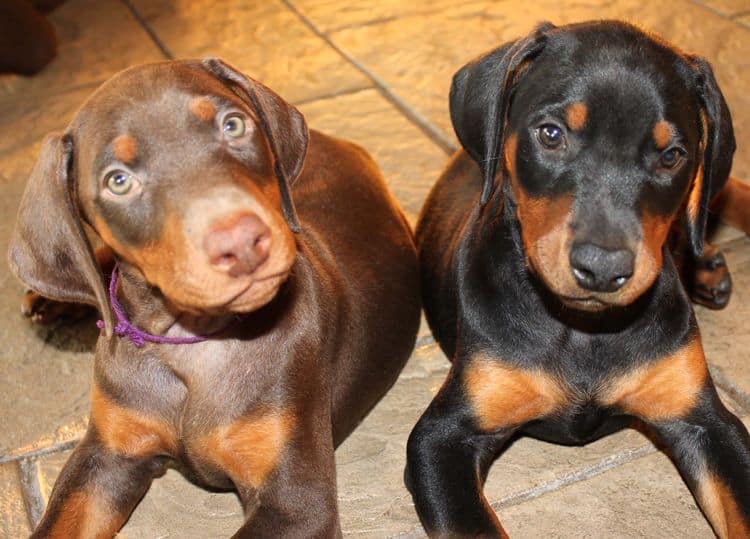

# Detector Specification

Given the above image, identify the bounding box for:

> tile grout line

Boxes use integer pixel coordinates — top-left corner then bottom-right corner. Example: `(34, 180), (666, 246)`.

(0, 438), (80, 466)
(686, 0), (750, 27)
(17, 458), (45, 530)
(390, 443), (657, 538)
(120, 0), (174, 60)
(281, 0), (457, 156)
(293, 84), (376, 107)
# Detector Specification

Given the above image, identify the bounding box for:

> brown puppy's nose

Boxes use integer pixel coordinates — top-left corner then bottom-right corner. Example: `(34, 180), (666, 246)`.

(204, 213), (271, 277)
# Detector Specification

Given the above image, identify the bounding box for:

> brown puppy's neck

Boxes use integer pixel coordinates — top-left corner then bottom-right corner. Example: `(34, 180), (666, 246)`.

(113, 260), (238, 338)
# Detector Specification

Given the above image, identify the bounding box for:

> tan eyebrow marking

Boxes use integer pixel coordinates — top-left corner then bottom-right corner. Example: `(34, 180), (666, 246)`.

(190, 96), (216, 122)
(112, 134), (137, 164)
(565, 102), (588, 131)
(653, 120), (673, 150)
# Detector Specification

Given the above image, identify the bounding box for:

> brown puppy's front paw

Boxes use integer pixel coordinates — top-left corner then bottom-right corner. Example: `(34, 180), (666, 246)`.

(21, 290), (94, 324)
(690, 249), (732, 310)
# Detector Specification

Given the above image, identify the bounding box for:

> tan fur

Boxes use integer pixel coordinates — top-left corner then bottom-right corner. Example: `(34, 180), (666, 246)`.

(91, 385), (177, 457)
(464, 354), (567, 431)
(46, 491), (124, 539)
(198, 408), (296, 488)
(652, 120), (673, 150)
(697, 470), (750, 539)
(189, 96), (216, 123)
(598, 339), (707, 420)
(565, 102), (588, 131)
(111, 134), (137, 165)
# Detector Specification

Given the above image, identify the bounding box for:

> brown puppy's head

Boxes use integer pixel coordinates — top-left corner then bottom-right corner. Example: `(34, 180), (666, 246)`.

(8, 59), (306, 326)
(450, 21), (735, 311)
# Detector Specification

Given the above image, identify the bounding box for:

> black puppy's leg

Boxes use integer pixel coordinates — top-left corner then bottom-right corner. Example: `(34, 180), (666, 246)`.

(689, 243), (732, 310)
(407, 357), (565, 538)
(32, 432), (164, 538)
(649, 385), (750, 538)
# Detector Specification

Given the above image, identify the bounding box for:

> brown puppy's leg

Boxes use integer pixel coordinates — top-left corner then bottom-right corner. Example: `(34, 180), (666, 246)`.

(199, 408), (341, 539)
(21, 246), (114, 324)
(31, 435), (164, 538)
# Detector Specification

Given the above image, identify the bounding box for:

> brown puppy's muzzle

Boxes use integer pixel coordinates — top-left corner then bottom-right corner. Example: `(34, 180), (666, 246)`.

(204, 212), (271, 278)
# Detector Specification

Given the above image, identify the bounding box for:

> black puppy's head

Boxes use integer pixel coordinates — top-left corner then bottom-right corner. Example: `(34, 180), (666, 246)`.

(451, 21), (735, 311)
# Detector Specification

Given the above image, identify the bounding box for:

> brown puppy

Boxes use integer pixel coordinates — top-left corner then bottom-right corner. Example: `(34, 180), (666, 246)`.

(8, 58), (421, 538)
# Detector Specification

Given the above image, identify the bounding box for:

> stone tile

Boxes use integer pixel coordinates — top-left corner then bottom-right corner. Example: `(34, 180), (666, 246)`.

(0, 463), (31, 538)
(697, 0), (750, 16)
(299, 89), (448, 221)
(0, 85), (94, 174)
(698, 237), (750, 399)
(291, 0), (473, 33)
(0, 0), (164, 107)
(0, 174), (94, 456)
(499, 450), (714, 538)
(328, 0), (750, 178)
(128, 0), (371, 104)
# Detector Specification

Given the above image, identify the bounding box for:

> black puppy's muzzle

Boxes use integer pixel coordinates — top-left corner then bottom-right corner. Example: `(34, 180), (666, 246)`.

(569, 243), (635, 293)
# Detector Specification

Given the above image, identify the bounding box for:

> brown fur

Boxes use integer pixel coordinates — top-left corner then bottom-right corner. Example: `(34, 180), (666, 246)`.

(652, 120), (673, 150)
(697, 471), (750, 539)
(111, 134), (137, 165)
(189, 96), (217, 123)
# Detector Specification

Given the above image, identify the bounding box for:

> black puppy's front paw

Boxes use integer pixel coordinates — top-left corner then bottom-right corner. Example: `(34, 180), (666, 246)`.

(690, 248), (732, 309)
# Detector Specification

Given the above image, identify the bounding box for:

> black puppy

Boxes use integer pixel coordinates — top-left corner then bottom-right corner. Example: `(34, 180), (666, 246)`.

(406, 21), (750, 538)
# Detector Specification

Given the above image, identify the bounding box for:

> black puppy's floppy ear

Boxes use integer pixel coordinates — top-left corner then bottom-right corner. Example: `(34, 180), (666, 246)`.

(202, 58), (308, 233)
(685, 56), (736, 257)
(450, 22), (555, 205)
(7, 134), (114, 334)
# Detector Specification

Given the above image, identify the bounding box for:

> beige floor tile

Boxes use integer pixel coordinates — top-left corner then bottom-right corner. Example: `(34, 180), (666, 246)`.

(328, 0), (750, 178)
(499, 450), (715, 538)
(127, 0), (371, 104)
(0, 0), (164, 106)
(0, 463), (31, 539)
(299, 89), (449, 221)
(698, 0), (750, 16)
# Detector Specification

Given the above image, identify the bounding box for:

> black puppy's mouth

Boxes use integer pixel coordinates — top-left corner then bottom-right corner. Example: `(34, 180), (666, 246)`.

(559, 295), (611, 312)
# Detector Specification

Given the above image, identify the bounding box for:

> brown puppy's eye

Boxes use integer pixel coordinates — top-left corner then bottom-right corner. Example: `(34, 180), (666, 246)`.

(659, 147), (685, 170)
(105, 170), (134, 195)
(537, 124), (565, 149)
(223, 114), (246, 138)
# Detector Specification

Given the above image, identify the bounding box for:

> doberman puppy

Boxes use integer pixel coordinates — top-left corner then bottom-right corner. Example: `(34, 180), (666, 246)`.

(8, 58), (421, 538)
(406, 21), (750, 538)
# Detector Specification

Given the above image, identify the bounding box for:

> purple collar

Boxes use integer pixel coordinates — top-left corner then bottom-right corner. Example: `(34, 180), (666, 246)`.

(97, 265), (211, 347)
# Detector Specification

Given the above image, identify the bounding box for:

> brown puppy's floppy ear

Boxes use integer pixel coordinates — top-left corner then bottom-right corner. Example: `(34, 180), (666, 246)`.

(450, 22), (555, 205)
(7, 133), (113, 334)
(686, 56), (736, 257)
(202, 58), (309, 233)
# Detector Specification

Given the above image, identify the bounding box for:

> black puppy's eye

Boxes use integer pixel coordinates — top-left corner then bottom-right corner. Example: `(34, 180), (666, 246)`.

(104, 170), (134, 195)
(537, 124), (565, 149)
(659, 147), (685, 170)
(223, 114), (246, 138)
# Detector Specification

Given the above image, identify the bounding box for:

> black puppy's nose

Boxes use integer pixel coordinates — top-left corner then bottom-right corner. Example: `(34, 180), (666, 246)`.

(569, 243), (634, 293)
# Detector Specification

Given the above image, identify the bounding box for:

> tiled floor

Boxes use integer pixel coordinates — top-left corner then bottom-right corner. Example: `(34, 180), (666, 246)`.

(1, 1), (749, 537)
